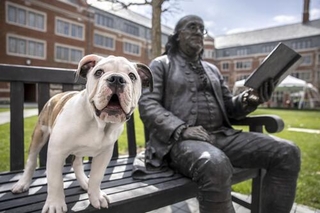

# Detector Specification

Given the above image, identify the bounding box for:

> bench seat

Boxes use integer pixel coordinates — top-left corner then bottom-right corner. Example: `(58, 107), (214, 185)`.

(0, 156), (261, 213)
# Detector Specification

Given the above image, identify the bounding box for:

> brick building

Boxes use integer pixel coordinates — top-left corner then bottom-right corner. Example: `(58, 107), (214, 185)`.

(211, 0), (320, 108)
(0, 0), (172, 103)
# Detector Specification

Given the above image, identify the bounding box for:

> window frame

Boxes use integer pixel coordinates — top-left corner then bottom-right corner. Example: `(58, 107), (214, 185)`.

(221, 61), (230, 71)
(6, 34), (46, 59)
(6, 2), (47, 32)
(95, 13), (114, 29)
(234, 60), (252, 70)
(55, 17), (85, 41)
(54, 43), (84, 64)
(93, 31), (116, 51)
(123, 39), (141, 56)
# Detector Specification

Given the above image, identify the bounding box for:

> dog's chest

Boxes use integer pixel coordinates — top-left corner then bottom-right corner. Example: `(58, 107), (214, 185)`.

(70, 124), (124, 157)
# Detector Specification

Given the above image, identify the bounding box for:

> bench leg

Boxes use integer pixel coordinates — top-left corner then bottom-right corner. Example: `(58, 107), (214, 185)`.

(251, 169), (265, 213)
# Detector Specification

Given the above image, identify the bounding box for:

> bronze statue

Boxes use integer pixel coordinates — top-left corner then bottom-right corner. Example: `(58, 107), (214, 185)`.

(138, 15), (300, 213)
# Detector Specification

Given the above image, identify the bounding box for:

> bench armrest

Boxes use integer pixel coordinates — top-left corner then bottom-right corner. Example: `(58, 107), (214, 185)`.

(230, 115), (284, 133)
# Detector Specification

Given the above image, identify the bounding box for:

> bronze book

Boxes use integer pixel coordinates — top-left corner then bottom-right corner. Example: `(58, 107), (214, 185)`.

(244, 42), (302, 90)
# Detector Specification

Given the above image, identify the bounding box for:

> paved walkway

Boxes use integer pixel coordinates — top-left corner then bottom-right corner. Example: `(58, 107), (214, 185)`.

(288, 127), (320, 134)
(149, 193), (320, 213)
(0, 109), (319, 213)
(0, 108), (38, 125)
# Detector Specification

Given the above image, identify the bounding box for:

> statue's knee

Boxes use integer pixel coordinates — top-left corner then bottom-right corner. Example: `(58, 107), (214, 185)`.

(277, 141), (301, 174)
(194, 151), (233, 187)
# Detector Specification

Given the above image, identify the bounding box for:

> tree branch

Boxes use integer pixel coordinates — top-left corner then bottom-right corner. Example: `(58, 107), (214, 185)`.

(98, 0), (152, 9)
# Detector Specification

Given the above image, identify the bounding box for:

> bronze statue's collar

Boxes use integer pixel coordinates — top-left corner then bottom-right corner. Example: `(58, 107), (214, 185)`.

(175, 52), (200, 68)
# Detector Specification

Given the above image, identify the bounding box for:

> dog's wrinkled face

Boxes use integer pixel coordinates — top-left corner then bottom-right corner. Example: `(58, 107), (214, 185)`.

(77, 55), (153, 123)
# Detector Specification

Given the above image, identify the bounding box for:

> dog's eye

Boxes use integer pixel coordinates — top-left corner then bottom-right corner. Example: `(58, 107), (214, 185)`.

(94, 69), (104, 77)
(128, 73), (136, 82)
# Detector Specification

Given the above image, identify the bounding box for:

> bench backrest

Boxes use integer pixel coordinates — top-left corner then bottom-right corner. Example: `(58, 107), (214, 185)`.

(0, 64), (138, 171)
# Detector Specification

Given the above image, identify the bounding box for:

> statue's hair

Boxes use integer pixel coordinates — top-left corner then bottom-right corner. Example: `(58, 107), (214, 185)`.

(162, 33), (179, 55)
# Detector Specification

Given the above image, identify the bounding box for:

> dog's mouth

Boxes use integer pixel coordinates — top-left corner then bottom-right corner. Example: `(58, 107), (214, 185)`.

(92, 94), (124, 117)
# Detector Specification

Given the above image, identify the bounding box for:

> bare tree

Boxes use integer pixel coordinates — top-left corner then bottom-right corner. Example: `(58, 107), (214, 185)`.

(98, 0), (181, 59)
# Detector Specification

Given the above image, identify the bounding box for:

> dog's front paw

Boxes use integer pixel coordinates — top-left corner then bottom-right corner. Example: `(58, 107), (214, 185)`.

(11, 179), (31, 193)
(89, 190), (109, 209)
(42, 199), (67, 213)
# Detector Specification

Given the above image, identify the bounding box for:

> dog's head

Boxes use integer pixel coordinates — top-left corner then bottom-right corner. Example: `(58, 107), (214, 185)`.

(76, 54), (153, 123)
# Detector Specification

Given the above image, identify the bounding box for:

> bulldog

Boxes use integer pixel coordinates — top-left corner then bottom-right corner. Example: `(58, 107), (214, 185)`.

(11, 54), (153, 213)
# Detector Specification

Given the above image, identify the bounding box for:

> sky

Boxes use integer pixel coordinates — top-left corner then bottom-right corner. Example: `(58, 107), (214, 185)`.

(115, 0), (320, 36)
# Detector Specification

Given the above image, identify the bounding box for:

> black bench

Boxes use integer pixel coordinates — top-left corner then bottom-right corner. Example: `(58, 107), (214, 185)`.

(0, 64), (284, 213)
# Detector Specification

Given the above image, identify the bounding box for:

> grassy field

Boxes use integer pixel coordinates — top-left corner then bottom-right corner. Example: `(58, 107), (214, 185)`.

(0, 108), (319, 209)
(0, 108), (9, 112)
(232, 109), (320, 210)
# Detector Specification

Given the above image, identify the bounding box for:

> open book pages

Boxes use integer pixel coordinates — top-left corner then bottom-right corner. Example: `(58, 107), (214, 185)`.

(244, 42), (302, 90)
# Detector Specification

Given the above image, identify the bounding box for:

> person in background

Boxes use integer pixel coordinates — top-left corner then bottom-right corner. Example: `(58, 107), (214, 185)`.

(138, 15), (301, 213)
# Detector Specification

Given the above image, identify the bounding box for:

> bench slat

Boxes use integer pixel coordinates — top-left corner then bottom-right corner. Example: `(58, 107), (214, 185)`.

(0, 157), (134, 184)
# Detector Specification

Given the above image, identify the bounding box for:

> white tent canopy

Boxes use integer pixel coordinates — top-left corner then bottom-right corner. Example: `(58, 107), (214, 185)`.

(233, 75), (307, 92)
(233, 75), (320, 109)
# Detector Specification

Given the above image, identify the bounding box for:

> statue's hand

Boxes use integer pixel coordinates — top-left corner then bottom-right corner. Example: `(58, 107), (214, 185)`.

(255, 78), (275, 103)
(181, 126), (210, 142)
(242, 78), (275, 108)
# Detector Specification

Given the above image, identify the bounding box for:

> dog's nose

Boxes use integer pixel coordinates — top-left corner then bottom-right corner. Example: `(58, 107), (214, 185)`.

(106, 75), (126, 86)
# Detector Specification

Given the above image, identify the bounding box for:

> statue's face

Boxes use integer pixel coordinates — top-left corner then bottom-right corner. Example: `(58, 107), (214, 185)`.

(177, 16), (205, 58)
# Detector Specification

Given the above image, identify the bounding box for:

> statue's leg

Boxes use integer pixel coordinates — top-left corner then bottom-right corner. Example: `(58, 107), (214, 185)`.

(216, 132), (301, 213)
(170, 140), (235, 213)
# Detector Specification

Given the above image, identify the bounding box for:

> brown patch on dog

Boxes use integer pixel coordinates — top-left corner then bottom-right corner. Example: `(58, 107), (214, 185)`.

(28, 92), (78, 153)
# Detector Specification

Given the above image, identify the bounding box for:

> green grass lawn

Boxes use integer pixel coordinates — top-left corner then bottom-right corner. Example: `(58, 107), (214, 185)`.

(0, 108), (319, 209)
(232, 108), (320, 210)
(0, 108), (9, 112)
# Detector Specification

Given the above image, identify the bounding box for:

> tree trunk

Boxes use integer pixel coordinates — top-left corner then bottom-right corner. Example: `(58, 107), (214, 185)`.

(151, 0), (163, 59)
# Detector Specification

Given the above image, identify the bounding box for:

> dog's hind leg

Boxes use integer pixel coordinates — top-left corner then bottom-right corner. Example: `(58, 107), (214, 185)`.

(11, 122), (50, 193)
(73, 156), (89, 191)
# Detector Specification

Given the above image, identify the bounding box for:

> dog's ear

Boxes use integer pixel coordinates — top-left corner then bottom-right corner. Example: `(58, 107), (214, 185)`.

(77, 54), (103, 79)
(135, 63), (153, 92)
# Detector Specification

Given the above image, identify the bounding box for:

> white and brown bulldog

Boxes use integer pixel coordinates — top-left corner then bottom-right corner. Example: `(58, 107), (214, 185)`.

(11, 54), (153, 213)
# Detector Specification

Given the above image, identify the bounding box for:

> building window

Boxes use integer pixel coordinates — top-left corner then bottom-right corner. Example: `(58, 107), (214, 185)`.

(292, 70), (311, 81)
(55, 44), (83, 64)
(94, 32), (115, 50)
(203, 49), (214, 59)
(236, 48), (249, 56)
(235, 60), (252, 70)
(6, 2), (46, 31)
(7, 34), (45, 59)
(223, 75), (229, 83)
(124, 23), (139, 36)
(223, 50), (230, 57)
(262, 44), (275, 53)
(123, 41), (140, 56)
(56, 18), (84, 40)
(272, 91), (284, 107)
(291, 40), (311, 50)
(95, 13), (114, 29)
(221, 62), (230, 71)
(300, 54), (313, 66)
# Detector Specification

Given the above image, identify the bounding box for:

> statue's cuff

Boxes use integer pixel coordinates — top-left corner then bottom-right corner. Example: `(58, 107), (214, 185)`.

(173, 124), (188, 141)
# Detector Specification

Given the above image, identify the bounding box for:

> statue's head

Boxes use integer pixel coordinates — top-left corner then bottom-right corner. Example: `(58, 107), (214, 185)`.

(164, 15), (206, 58)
